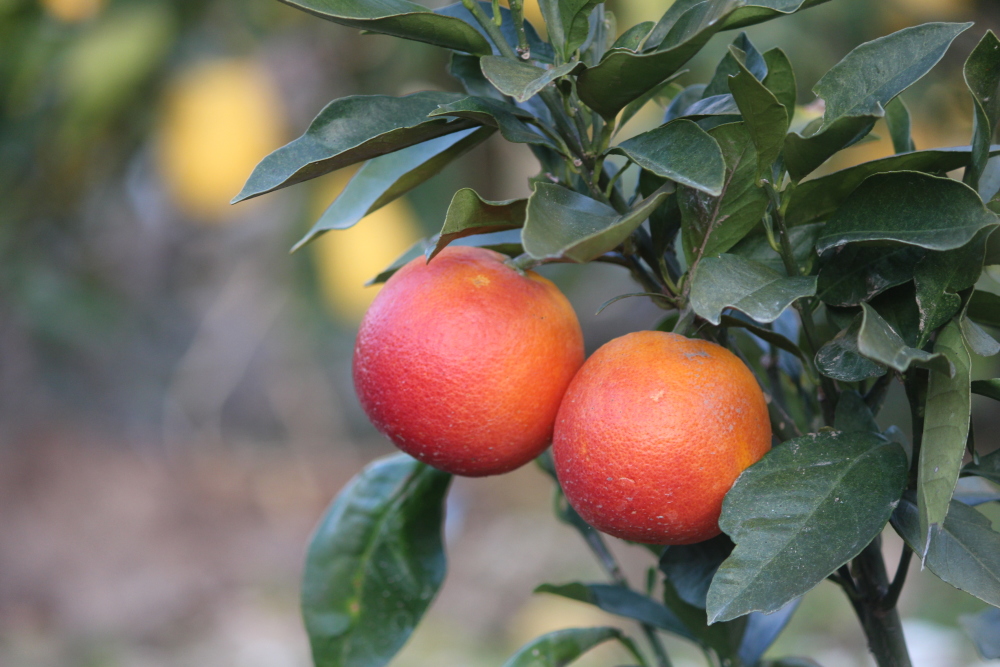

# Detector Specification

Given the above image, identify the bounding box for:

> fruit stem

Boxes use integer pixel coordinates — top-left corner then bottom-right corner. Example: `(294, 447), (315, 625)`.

(461, 0), (519, 60)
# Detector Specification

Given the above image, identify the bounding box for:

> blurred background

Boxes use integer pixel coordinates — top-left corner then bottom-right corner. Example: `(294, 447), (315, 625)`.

(2, 0), (1000, 665)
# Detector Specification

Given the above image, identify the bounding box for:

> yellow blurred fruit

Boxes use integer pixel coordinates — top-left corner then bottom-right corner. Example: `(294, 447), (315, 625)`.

(157, 59), (284, 223)
(42, 0), (106, 22)
(311, 174), (422, 321)
(888, 0), (970, 19)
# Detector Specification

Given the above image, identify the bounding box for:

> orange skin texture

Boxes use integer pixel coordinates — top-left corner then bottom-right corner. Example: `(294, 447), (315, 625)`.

(353, 246), (584, 477)
(553, 331), (772, 544)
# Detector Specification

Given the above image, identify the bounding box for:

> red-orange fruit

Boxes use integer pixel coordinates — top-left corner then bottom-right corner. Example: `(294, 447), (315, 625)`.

(353, 246), (585, 477)
(553, 331), (772, 544)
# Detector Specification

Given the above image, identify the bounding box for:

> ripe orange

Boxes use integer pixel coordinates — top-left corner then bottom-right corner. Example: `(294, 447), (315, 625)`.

(553, 331), (772, 544)
(353, 246), (585, 477)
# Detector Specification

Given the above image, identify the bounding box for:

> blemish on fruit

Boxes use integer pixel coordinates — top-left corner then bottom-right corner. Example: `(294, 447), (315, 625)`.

(471, 274), (490, 287)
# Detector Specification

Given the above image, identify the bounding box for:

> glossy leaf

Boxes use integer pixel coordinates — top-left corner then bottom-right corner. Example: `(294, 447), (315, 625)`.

(892, 494), (1000, 607)
(537, 0), (601, 59)
(917, 321), (972, 553)
(815, 314), (888, 382)
(294, 127), (493, 251)
(536, 582), (693, 639)
(965, 448), (1000, 485)
(501, 627), (638, 667)
(611, 20), (655, 51)
(448, 53), (503, 99)
(727, 45), (789, 183)
(707, 431), (908, 623)
(658, 534), (733, 609)
(960, 607), (1000, 660)
(522, 183), (672, 262)
(429, 96), (553, 147)
(815, 172), (1000, 254)
(885, 97), (916, 154)
(718, 0), (832, 31)
(480, 57), (583, 103)
(762, 48), (796, 124)
(234, 92), (474, 203)
(963, 317), (1000, 356)
(679, 122), (770, 264)
(783, 115), (877, 181)
(675, 94), (742, 120)
(856, 303), (953, 375)
(302, 454), (451, 667)
(953, 476), (1000, 506)
(690, 254), (816, 326)
(967, 289), (1000, 328)
(731, 223), (821, 273)
(428, 189), (527, 260)
(784, 147), (983, 227)
(817, 244), (925, 307)
(703, 33), (767, 99)
(814, 22), (971, 127)
(914, 234), (987, 336)
(610, 120), (725, 195)
(277, 0), (491, 54)
(963, 31), (1000, 191)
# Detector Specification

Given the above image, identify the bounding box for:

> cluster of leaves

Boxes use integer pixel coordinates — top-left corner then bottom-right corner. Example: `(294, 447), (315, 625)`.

(234, 1), (1000, 666)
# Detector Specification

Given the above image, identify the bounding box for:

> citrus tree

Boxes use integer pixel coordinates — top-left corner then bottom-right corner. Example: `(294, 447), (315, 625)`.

(233, 1), (1000, 665)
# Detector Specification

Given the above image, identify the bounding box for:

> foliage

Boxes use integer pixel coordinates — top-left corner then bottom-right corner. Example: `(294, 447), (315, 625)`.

(236, 1), (1000, 666)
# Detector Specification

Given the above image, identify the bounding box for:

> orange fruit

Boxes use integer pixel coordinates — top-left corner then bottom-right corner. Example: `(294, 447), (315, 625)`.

(353, 246), (585, 477)
(553, 331), (772, 544)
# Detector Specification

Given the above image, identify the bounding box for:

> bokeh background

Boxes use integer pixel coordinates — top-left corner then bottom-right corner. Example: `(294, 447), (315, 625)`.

(2, 0), (1000, 665)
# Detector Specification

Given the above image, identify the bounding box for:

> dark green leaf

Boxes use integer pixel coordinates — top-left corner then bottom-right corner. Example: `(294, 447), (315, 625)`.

(302, 454), (451, 667)
(437, 3), (554, 62)
(963, 317), (1000, 358)
(783, 115), (878, 181)
(428, 188), (527, 260)
(576, 0), (742, 118)
(676, 94), (742, 120)
(784, 147), (984, 227)
(892, 494), (1000, 607)
(276, 0), (491, 54)
(522, 183), (672, 262)
(429, 96), (554, 147)
(727, 46), (789, 183)
(664, 84), (709, 122)
(965, 448), (1000, 485)
(834, 390), (880, 434)
(659, 534), (733, 609)
(611, 120), (725, 195)
(738, 599), (801, 666)
(815, 314), (888, 382)
(815, 172), (1000, 254)
(537, 0), (601, 59)
(660, 577), (749, 658)
(967, 289), (1000, 328)
(731, 223), (821, 273)
(817, 244), (925, 307)
(536, 583), (693, 639)
(954, 476), (1000, 506)
(914, 233), (987, 336)
(234, 92), (475, 203)
(618, 75), (685, 129)
(294, 127), (493, 251)
(501, 627), (636, 667)
(448, 53), (503, 99)
(960, 607), (1000, 660)
(972, 378), (1000, 402)
(856, 302), (953, 375)
(917, 321), (972, 551)
(759, 659), (823, 667)
(690, 254), (816, 326)
(703, 33), (767, 99)
(707, 431), (908, 623)
(963, 31), (1000, 191)
(480, 57), (583, 103)
(679, 122), (770, 263)
(885, 97), (916, 154)
(814, 22), (971, 126)
(762, 48), (797, 124)
(718, 0), (833, 31)
(611, 21), (655, 51)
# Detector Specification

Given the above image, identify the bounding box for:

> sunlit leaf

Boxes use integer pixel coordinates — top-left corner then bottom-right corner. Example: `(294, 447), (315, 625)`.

(610, 120), (725, 195)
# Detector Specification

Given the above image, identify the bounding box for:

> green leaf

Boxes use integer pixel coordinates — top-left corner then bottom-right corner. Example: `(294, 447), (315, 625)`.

(610, 120), (725, 195)
(690, 254), (816, 326)
(738, 600), (801, 666)
(914, 233), (988, 336)
(618, 75), (686, 130)
(480, 57), (583, 103)
(276, 0), (491, 54)
(576, 0), (742, 118)
(707, 431), (908, 623)
(963, 317), (1000, 356)
(428, 188), (527, 260)
(501, 627), (637, 667)
(783, 115), (878, 181)
(537, 0), (601, 59)
(429, 96), (555, 147)
(833, 389), (880, 434)
(234, 92), (475, 203)
(718, 0), (833, 31)
(731, 223), (821, 274)
(963, 31), (1000, 191)
(759, 660), (823, 667)
(679, 122), (770, 264)
(721, 315), (806, 361)
(659, 534), (733, 610)
(294, 127), (493, 251)
(815, 172), (1000, 254)
(815, 314), (888, 382)
(885, 97), (916, 154)
(675, 94), (742, 120)
(967, 289), (1000, 328)
(438, 3), (554, 62)
(727, 46), (789, 183)
(522, 183), (672, 262)
(302, 454), (451, 667)
(972, 378), (1000, 402)
(762, 48), (797, 124)
(784, 147), (985, 227)
(703, 33), (767, 99)
(966, 449), (1000, 485)
(536, 582), (693, 639)
(611, 20), (655, 51)
(960, 607), (1000, 660)
(817, 244), (925, 307)
(856, 302), (953, 375)
(448, 53), (503, 99)
(917, 321), (972, 553)
(892, 494), (1000, 607)
(659, 577), (750, 660)
(814, 22), (971, 127)
(954, 476), (1000, 506)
